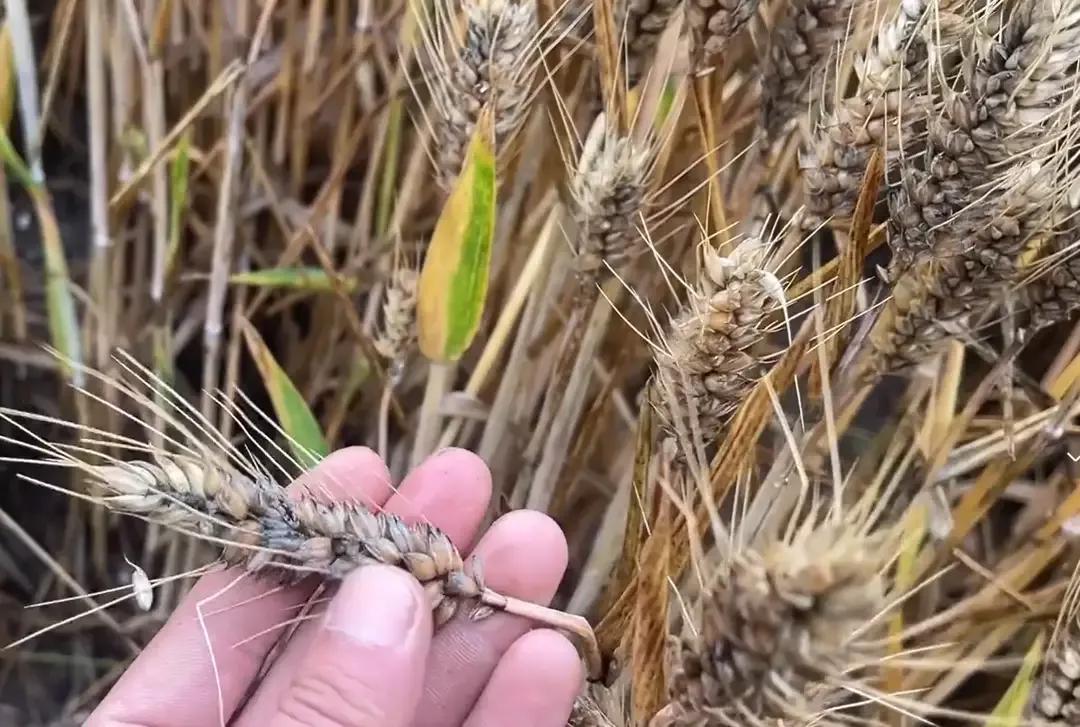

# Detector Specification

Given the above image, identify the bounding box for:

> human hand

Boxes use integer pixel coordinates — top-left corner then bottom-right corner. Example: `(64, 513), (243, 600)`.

(86, 447), (583, 727)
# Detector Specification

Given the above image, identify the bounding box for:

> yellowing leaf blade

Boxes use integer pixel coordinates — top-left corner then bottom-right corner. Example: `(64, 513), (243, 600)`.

(988, 632), (1044, 726)
(0, 24), (13, 130)
(242, 321), (330, 467)
(417, 112), (496, 362)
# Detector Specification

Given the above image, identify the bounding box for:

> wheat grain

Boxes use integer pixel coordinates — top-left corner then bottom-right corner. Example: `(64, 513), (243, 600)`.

(1031, 625), (1080, 724)
(1030, 562), (1080, 725)
(622, 0), (682, 84)
(685, 0), (759, 71)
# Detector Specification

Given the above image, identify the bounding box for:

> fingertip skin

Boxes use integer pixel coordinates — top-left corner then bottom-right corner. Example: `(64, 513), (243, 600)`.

(463, 629), (585, 727)
(413, 509), (571, 726)
(271, 566), (434, 727)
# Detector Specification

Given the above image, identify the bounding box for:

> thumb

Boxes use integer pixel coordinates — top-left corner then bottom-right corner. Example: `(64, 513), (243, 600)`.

(272, 565), (433, 727)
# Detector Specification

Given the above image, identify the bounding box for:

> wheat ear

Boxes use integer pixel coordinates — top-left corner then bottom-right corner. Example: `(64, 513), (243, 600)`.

(685, 0), (759, 70)
(888, 0), (1080, 274)
(870, 0), (1080, 373)
(761, 0), (858, 139)
(800, 0), (939, 231)
(651, 523), (889, 726)
(421, 0), (538, 186)
(622, 0), (682, 84)
(1029, 561), (1080, 724)
(571, 114), (654, 281)
(649, 236), (783, 456)
(374, 264), (420, 378)
(1, 351), (603, 678)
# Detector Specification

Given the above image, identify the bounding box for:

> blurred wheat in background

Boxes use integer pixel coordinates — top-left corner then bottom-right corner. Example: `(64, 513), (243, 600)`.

(2, 0), (1080, 724)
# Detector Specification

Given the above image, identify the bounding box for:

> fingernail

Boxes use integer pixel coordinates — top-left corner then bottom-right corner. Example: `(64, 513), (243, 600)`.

(325, 565), (420, 647)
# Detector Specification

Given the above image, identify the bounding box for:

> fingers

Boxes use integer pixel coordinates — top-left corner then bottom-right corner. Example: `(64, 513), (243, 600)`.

(412, 510), (569, 726)
(462, 630), (583, 727)
(270, 566), (433, 727)
(86, 447), (393, 727)
(384, 448), (492, 551)
(234, 448), (492, 724)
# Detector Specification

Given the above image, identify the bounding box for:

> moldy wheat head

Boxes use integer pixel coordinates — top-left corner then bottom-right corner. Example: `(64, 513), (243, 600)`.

(650, 237), (781, 454)
(374, 265), (420, 377)
(424, 0), (538, 185)
(762, 0), (858, 139)
(657, 524), (888, 725)
(571, 117), (653, 278)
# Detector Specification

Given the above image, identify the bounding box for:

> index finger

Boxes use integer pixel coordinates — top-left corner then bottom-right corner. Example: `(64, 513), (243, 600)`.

(86, 446), (394, 727)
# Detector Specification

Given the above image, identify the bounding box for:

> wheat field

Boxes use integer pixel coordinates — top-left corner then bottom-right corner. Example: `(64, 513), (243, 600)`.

(0, 0), (1079, 724)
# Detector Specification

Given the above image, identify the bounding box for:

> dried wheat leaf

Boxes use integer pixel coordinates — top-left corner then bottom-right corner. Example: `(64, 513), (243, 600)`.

(630, 500), (672, 724)
(599, 399), (653, 616)
(810, 147), (881, 396)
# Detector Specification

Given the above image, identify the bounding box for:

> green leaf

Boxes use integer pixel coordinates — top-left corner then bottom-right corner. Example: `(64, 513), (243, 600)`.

(417, 111), (496, 361)
(656, 79), (678, 127)
(0, 124), (83, 384)
(30, 188), (83, 386)
(166, 132), (191, 279)
(0, 123), (36, 190)
(988, 632), (1045, 726)
(241, 321), (329, 467)
(230, 266), (357, 293)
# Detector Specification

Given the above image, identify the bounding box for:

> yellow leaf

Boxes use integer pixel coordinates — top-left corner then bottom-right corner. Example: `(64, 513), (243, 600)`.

(0, 24), (13, 130)
(417, 111), (496, 361)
